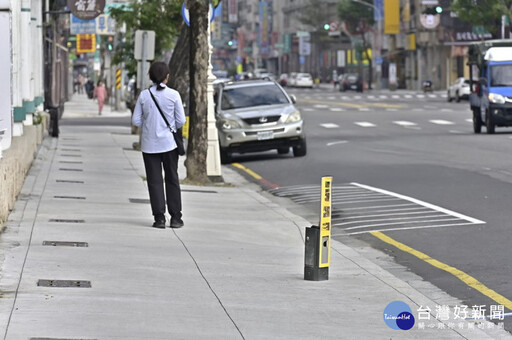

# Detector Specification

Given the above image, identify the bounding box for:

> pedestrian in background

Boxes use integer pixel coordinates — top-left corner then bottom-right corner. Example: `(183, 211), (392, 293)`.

(93, 80), (107, 115)
(131, 61), (186, 229)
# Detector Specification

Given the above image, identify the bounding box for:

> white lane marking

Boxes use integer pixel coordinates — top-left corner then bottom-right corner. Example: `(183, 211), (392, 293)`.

(351, 183), (485, 224)
(391, 95), (400, 99)
(327, 140), (348, 146)
(430, 119), (455, 125)
(329, 108), (345, 112)
(314, 104), (329, 109)
(379, 95), (388, 99)
(340, 203), (417, 211)
(303, 108), (315, 111)
(412, 109), (424, 112)
(354, 121), (376, 127)
(354, 96), (362, 99)
(404, 95), (413, 99)
(342, 218), (462, 230)
(367, 95), (376, 99)
(449, 130), (463, 134)
(441, 108), (454, 112)
(335, 209), (437, 221)
(394, 121), (417, 127)
(327, 96), (336, 100)
(417, 94), (426, 98)
(333, 222), (478, 236)
(358, 108), (371, 111)
(466, 119), (473, 123)
(386, 109), (398, 111)
(335, 213), (449, 226)
(320, 123), (339, 128)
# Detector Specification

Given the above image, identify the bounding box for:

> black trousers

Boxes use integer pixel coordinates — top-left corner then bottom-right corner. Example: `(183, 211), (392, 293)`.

(142, 150), (182, 221)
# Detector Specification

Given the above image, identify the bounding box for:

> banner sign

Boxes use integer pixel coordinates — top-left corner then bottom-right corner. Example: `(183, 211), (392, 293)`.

(68, 0), (105, 20)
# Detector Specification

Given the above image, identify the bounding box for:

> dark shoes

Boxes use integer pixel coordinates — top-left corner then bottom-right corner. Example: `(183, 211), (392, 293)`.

(170, 218), (184, 229)
(152, 219), (166, 229)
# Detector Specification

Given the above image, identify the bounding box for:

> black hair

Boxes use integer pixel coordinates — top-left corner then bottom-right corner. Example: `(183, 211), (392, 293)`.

(149, 61), (170, 91)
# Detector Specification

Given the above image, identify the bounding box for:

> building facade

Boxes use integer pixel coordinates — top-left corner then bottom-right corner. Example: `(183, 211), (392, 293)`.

(212, 0), (503, 90)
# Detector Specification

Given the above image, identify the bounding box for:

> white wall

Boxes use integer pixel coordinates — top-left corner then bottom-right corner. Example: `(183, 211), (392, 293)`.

(0, 6), (13, 155)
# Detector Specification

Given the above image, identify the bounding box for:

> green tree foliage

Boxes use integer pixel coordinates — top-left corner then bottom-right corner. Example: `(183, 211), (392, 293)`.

(109, 0), (182, 76)
(298, 0), (336, 31)
(451, 0), (512, 36)
(337, 0), (375, 35)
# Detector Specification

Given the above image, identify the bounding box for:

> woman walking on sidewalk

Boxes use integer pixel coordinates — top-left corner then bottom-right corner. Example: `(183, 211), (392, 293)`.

(93, 80), (107, 115)
(131, 61), (186, 229)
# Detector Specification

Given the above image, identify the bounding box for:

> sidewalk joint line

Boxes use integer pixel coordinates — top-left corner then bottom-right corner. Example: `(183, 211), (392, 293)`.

(172, 229), (246, 340)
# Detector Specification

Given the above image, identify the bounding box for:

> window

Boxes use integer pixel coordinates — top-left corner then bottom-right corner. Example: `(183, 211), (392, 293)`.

(221, 85), (289, 110)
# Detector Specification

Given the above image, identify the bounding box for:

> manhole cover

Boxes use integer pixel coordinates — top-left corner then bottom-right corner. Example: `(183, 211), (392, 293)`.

(37, 280), (91, 288)
(43, 241), (88, 247)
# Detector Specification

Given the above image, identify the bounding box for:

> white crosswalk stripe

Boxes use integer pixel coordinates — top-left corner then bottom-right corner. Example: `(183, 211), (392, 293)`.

(355, 122), (376, 127)
(329, 108), (345, 112)
(393, 121), (417, 127)
(320, 123), (340, 128)
(430, 119), (454, 125)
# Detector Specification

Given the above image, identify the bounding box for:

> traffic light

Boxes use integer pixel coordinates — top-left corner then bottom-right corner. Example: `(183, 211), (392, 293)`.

(107, 36), (114, 51)
(323, 23), (330, 31)
(423, 6), (442, 15)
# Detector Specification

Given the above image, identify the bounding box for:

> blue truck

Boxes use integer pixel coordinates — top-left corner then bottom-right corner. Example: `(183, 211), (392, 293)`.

(469, 40), (512, 134)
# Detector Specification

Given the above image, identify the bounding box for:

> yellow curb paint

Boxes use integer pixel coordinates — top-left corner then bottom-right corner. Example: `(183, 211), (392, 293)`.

(371, 231), (512, 311)
(232, 162), (262, 180)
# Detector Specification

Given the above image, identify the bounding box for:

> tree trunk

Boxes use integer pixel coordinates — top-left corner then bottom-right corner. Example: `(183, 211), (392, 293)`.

(184, 0), (210, 184)
(168, 24), (190, 107)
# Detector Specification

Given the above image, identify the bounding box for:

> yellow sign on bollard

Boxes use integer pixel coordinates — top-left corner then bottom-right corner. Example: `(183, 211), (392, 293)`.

(319, 176), (332, 268)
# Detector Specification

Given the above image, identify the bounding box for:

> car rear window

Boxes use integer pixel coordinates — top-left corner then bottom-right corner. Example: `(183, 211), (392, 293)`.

(221, 84), (289, 110)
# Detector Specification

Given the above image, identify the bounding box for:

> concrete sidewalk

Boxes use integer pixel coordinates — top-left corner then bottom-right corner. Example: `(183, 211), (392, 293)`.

(0, 94), (509, 339)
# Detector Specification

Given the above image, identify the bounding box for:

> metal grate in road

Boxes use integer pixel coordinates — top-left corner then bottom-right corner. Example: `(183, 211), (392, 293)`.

(37, 280), (91, 288)
(270, 183), (485, 235)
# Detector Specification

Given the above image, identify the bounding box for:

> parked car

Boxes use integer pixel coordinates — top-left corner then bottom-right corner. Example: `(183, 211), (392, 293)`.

(339, 73), (363, 92)
(295, 73), (314, 88)
(447, 77), (471, 102)
(214, 79), (307, 164)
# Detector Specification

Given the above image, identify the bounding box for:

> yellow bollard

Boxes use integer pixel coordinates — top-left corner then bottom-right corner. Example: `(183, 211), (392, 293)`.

(304, 176), (332, 281)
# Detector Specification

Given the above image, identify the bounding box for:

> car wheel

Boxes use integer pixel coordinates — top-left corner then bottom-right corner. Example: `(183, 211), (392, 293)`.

(220, 147), (232, 164)
(486, 110), (495, 134)
(447, 90), (453, 102)
(473, 108), (482, 133)
(293, 139), (307, 157)
(456, 91), (461, 102)
(277, 147), (289, 155)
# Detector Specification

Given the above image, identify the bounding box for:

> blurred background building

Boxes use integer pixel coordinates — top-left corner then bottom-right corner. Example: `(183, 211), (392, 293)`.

(210, 0), (505, 90)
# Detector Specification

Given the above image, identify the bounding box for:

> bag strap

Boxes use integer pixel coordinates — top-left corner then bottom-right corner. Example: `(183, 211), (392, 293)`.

(148, 88), (174, 132)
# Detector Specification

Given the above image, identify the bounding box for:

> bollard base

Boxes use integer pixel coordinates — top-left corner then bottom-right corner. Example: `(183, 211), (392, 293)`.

(304, 266), (328, 281)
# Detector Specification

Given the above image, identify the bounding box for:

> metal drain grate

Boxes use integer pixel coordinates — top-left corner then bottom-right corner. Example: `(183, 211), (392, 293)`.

(54, 196), (86, 200)
(43, 241), (88, 247)
(31, 338), (97, 340)
(59, 168), (83, 172)
(59, 161), (83, 164)
(182, 189), (218, 194)
(49, 219), (85, 223)
(129, 198), (150, 204)
(37, 280), (91, 288)
(56, 180), (84, 184)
